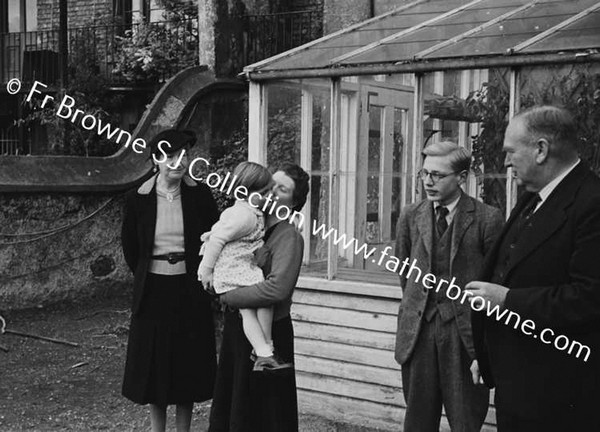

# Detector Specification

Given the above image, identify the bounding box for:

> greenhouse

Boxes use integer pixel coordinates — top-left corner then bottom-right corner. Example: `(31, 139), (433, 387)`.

(241, 0), (600, 430)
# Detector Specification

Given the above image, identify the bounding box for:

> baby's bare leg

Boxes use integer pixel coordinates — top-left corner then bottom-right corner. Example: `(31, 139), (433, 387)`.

(256, 306), (274, 348)
(239, 308), (271, 357)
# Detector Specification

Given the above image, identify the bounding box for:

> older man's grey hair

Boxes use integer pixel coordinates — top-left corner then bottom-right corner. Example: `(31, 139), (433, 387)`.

(514, 105), (578, 160)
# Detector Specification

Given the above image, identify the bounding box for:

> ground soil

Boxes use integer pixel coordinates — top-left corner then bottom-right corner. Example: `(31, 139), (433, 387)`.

(0, 294), (383, 432)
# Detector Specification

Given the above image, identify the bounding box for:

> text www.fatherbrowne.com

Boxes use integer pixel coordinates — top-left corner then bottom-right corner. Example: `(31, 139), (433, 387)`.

(310, 222), (591, 363)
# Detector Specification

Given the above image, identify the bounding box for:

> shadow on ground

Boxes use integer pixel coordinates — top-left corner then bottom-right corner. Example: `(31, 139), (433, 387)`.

(0, 294), (385, 431)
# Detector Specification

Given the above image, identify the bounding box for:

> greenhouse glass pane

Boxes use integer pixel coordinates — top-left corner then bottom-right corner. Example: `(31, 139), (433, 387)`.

(307, 83), (332, 277)
(333, 74), (412, 284)
(424, 0), (599, 58)
(252, 0), (466, 71)
(420, 68), (510, 210)
(523, 11), (600, 52)
(263, 80), (332, 278)
(266, 83), (302, 167)
(519, 63), (600, 176)
(469, 68), (511, 211)
(341, 0), (526, 65)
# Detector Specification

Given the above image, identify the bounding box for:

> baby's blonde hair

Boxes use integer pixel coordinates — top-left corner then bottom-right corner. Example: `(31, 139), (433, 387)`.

(232, 161), (272, 193)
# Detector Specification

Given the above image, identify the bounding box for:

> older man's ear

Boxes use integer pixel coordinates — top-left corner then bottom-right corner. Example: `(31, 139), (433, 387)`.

(534, 138), (550, 165)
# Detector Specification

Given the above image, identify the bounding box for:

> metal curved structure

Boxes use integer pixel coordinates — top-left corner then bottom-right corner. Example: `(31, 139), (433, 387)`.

(0, 66), (246, 192)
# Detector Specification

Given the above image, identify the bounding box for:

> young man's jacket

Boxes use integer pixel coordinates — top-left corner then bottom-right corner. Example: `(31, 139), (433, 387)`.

(395, 192), (504, 364)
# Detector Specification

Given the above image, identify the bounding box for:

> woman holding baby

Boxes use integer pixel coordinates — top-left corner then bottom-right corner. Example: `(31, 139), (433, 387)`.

(206, 162), (310, 432)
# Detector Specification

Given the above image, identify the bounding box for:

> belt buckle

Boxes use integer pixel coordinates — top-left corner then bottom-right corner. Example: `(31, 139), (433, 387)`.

(167, 253), (179, 264)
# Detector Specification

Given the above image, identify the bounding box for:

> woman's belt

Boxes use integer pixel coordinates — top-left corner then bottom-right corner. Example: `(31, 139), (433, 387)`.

(151, 252), (186, 264)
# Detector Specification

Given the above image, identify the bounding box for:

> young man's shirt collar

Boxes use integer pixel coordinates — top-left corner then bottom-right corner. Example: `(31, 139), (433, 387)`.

(433, 193), (461, 224)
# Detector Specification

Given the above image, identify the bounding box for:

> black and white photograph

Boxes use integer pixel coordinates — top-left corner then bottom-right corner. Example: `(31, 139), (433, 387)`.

(1, 0), (600, 431)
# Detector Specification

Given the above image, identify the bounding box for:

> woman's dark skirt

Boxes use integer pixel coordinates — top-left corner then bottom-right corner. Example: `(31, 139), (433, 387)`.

(122, 272), (217, 406)
(208, 311), (298, 432)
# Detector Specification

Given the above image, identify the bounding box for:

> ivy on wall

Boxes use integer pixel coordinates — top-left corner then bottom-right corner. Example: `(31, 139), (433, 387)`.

(112, 0), (198, 83)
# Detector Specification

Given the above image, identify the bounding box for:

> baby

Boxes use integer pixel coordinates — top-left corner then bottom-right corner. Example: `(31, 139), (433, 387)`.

(198, 161), (292, 371)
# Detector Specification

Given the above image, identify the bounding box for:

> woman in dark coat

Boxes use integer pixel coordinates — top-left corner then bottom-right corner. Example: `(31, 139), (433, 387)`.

(208, 163), (310, 432)
(121, 129), (219, 432)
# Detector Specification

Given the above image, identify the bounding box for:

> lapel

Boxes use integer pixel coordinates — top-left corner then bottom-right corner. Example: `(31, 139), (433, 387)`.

(450, 193), (475, 267)
(181, 181), (194, 256)
(416, 200), (434, 268)
(138, 182), (157, 256)
(480, 191), (531, 280)
(503, 162), (588, 280)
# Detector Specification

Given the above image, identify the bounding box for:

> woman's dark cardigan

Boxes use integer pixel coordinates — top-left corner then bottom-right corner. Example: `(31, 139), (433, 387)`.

(121, 175), (219, 315)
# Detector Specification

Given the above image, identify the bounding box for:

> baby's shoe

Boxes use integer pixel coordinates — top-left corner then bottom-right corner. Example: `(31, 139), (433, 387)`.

(253, 354), (293, 372)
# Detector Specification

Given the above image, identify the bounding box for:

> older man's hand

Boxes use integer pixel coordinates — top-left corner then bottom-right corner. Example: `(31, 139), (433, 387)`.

(470, 359), (484, 385)
(465, 281), (509, 310)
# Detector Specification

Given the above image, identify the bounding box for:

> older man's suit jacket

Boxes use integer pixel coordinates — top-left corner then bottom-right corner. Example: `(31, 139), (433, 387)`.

(394, 192), (504, 364)
(472, 162), (600, 425)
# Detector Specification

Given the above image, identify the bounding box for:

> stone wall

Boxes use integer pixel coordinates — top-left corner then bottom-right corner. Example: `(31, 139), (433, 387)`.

(0, 192), (131, 309)
(323, 0), (369, 34)
(373, 0), (417, 16)
(291, 0), (322, 12)
(321, 0), (429, 35)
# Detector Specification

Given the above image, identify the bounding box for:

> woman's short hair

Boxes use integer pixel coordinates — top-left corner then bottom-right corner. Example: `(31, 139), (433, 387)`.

(233, 161), (272, 194)
(277, 163), (310, 212)
(422, 141), (471, 173)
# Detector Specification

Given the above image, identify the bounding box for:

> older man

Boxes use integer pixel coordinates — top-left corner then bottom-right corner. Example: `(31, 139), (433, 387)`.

(395, 141), (503, 431)
(468, 106), (600, 431)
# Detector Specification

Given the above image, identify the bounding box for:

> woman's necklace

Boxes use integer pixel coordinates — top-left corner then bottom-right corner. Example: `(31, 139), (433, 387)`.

(165, 186), (179, 203)
(157, 177), (180, 203)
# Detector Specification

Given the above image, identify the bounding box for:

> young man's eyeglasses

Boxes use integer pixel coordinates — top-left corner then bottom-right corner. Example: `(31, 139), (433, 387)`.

(418, 169), (457, 183)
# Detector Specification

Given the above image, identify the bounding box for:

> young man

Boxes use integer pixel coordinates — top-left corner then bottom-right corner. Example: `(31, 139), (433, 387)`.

(394, 141), (503, 431)
(468, 106), (600, 431)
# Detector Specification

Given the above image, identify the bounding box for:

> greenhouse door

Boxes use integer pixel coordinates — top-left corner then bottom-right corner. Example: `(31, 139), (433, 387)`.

(338, 83), (413, 281)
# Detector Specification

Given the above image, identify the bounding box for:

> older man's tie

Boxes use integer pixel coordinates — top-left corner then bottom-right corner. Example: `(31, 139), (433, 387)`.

(516, 194), (541, 232)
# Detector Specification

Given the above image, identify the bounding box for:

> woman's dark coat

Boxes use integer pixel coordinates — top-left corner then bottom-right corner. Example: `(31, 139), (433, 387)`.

(121, 175), (219, 315)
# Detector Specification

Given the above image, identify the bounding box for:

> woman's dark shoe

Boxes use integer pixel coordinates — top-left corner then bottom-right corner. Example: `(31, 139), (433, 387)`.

(252, 354), (293, 372)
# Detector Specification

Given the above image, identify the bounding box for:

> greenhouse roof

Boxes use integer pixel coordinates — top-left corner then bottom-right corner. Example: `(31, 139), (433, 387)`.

(244, 0), (600, 80)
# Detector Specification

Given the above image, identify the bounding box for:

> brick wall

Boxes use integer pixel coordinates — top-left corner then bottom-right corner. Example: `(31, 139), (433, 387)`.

(37, 0), (112, 31)
(34, 0), (114, 89)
